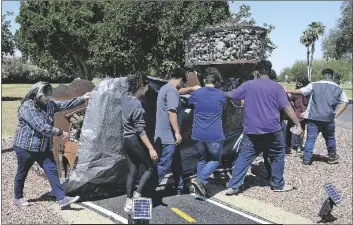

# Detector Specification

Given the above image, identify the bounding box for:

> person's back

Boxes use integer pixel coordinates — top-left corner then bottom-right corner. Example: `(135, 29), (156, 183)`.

(224, 60), (301, 196)
(233, 78), (287, 135)
(189, 67), (227, 196)
(286, 68), (349, 165)
(154, 83), (181, 144)
(302, 80), (347, 122)
(190, 87), (226, 141)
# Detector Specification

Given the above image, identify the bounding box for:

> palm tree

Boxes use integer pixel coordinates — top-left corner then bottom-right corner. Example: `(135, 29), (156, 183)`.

(300, 22), (326, 81)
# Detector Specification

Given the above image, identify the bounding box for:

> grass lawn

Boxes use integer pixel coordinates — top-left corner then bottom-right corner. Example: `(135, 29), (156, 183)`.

(2, 101), (21, 136)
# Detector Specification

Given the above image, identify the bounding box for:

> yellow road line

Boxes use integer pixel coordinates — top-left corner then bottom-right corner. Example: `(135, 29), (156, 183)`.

(171, 208), (196, 223)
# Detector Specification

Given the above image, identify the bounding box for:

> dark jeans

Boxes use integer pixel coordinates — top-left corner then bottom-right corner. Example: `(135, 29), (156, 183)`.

(304, 120), (336, 162)
(14, 146), (65, 201)
(124, 135), (154, 198)
(286, 120), (307, 149)
(155, 142), (183, 189)
(195, 140), (224, 185)
(227, 130), (285, 190)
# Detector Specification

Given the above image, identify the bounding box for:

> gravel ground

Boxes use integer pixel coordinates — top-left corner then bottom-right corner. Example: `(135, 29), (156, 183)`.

(238, 126), (352, 224)
(1, 152), (69, 224)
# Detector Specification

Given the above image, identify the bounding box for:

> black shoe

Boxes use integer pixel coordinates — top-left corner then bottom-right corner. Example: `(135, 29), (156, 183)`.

(302, 160), (311, 165)
(327, 154), (340, 164)
(285, 147), (292, 155)
(191, 178), (207, 197)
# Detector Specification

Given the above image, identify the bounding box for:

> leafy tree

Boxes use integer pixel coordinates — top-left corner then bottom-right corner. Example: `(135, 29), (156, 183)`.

(15, 1), (104, 80)
(322, 1), (352, 60)
(15, 1), (230, 78)
(300, 22), (325, 81)
(1, 11), (15, 59)
(279, 59), (352, 83)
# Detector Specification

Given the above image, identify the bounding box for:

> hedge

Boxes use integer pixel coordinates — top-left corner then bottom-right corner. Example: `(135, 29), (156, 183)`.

(1, 57), (75, 84)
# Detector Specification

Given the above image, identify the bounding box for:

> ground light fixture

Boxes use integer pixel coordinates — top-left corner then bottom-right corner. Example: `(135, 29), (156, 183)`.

(318, 183), (342, 223)
(128, 197), (152, 224)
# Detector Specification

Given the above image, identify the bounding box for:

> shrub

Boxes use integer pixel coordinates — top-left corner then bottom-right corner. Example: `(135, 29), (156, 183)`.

(1, 57), (75, 84)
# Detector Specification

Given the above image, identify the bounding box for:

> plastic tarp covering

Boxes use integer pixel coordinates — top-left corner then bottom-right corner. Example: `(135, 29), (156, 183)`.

(65, 78), (129, 199)
(65, 76), (243, 198)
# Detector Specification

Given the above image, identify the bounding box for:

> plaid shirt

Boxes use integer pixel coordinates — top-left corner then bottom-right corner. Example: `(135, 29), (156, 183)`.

(14, 97), (85, 152)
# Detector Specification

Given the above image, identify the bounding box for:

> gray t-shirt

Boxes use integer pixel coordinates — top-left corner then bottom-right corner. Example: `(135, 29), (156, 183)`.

(121, 92), (146, 138)
(154, 83), (182, 145)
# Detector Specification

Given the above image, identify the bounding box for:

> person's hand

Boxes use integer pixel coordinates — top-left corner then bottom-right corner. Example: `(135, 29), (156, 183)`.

(149, 149), (158, 162)
(192, 85), (201, 91)
(296, 125), (303, 136)
(62, 131), (70, 140)
(83, 92), (91, 100)
(300, 112), (306, 119)
(175, 133), (182, 145)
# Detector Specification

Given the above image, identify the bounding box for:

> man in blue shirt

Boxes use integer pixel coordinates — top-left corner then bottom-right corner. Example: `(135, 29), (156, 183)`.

(189, 67), (227, 196)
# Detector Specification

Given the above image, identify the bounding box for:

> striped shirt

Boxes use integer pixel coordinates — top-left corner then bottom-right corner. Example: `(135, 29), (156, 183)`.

(14, 97), (85, 152)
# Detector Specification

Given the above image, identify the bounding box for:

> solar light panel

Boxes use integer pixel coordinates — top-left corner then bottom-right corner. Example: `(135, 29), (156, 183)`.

(132, 198), (152, 220)
(324, 183), (342, 204)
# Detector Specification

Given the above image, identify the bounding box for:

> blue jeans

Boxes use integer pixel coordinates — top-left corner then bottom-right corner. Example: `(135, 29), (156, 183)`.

(304, 120), (336, 161)
(227, 130), (285, 190)
(14, 146), (65, 201)
(195, 140), (224, 185)
(156, 144), (183, 189)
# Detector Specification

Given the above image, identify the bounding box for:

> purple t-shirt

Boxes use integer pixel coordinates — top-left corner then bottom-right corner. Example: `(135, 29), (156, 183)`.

(229, 78), (288, 135)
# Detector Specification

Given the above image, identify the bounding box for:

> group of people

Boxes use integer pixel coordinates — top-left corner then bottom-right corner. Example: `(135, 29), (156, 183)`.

(12, 59), (348, 213)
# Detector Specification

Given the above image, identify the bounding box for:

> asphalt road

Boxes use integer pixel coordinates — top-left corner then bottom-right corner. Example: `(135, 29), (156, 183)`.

(83, 186), (269, 224)
(335, 104), (352, 130)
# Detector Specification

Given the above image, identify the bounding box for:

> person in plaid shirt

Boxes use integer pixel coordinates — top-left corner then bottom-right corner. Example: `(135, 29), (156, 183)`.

(13, 81), (90, 209)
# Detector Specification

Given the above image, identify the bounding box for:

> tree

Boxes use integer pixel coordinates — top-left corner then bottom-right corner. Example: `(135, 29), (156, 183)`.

(322, 1), (352, 60)
(279, 59), (352, 83)
(15, 1), (231, 78)
(300, 22), (325, 81)
(1, 11), (15, 59)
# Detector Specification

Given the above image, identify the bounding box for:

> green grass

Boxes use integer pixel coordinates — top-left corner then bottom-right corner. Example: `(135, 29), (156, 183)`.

(280, 82), (352, 100)
(2, 83), (69, 98)
(2, 101), (21, 136)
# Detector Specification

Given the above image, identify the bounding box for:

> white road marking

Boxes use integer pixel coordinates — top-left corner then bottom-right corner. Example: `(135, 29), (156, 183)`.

(81, 202), (128, 224)
(191, 193), (272, 224)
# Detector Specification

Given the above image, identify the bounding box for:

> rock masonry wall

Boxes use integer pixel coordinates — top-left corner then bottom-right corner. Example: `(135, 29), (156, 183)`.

(185, 25), (267, 64)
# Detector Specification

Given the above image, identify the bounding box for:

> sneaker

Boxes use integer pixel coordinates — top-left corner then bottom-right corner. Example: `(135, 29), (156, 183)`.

(124, 198), (132, 213)
(223, 188), (241, 196)
(327, 154), (340, 164)
(271, 184), (294, 192)
(58, 196), (80, 209)
(191, 178), (207, 197)
(302, 160), (311, 165)
(14, 198), (30, 206)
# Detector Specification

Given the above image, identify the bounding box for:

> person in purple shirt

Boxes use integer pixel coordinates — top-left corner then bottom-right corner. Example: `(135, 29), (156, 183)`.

(223, 60), (303, 195)
(189, 67), (227, 196)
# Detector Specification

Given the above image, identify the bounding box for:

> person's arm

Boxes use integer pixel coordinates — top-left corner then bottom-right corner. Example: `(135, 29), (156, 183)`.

(335, 90), (349, 118)
(226, 82), (247, 101)
(283, 104), (301, 128)
(286, 83), (313, 96)
(168, 111), (180, 134)
(179, 85), (201, 95)
(19, 101), (63, 137)
(52, 92), (90, 113)
(132, 106), (158, 160)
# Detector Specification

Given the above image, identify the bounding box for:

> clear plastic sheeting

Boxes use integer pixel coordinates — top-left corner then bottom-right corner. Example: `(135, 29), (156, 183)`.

(65, 78), (129, 199)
